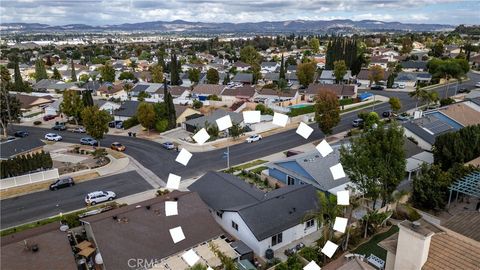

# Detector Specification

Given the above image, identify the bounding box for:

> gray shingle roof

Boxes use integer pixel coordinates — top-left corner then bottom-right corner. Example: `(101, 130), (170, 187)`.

(400, 61), (427, 70)
(114, 100), (141, 118)
(0, 138), (45, 159)
(184, 109), (243, 129)
(232, 73), (253, 83)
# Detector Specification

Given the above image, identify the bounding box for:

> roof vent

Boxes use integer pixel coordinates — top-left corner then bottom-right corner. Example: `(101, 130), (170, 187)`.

(31, 244), (39, 252)
(146, 205), (151, 210)
(292, 207), (296, 212)
(112, 215), (118, 221)
(412, 221), (421, 230)
(315, 155), (319, 158)
(173, 197), (178, 201)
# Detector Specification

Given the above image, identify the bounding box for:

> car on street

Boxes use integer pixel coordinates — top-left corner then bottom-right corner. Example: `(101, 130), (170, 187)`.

(72, 127), (86, 133)
(80, 137), (98, 146)
(84, 191), (116, 205)
(246, 134), (262, 143)
(162, 142), (175, 150)
(49, 177), (74, 190)
(391, 83), (399, 89)
(398, 83), (406, 89)
(382, 110), (393, 118)
(370, 85), (385, 91)
(43, 114), (57, 121)
(111, 142), (126, 151)
(475, 82), (480, 88)
(14, 130), (29, 137)
(52, 124), (66, 131)
(458, 87), (470, 93)
(45, 133), (62, 141)
(352, 118), (364, 127)
(109, 120), (123, 128)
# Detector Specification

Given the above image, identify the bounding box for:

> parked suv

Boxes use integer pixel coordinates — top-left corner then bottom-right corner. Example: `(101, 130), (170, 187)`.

(85, 191), (116, 205)
(352, 118), (364, 127)
(14, 130), (29, 137)
(52, 124), (66, 131)
(45, 133), (62, 141)
(109, 120), (123, 128)
(246, 134), (262, 143)
(49, 177), (74, 190)
(43, 114), (57, 121)
(80, 137), (98, 146)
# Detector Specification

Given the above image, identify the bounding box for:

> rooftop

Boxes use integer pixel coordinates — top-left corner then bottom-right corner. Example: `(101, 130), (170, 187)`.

(0, 138), (45, 160)
(305, 83), (356, 97)
(442, 211), (480, 242)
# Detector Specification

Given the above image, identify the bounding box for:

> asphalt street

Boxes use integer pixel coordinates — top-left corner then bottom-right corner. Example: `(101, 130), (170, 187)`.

(0, 170), (152, 228)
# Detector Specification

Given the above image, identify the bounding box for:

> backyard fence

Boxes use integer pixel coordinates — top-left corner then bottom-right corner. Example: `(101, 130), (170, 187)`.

(0, 169), (59, 190)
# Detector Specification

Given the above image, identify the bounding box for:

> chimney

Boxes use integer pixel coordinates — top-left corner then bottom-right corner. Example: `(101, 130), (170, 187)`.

(393, 220), (434, 270)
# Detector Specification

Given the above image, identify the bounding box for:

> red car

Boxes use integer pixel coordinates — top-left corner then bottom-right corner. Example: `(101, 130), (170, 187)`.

(43, 115), (57, 121)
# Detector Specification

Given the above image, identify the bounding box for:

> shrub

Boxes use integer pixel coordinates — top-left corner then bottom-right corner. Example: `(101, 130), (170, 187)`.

(299, 246), (321, 264)
(339, 98), (355, 106)
(193, 100), (203, 109)
(440, 98), (455, 107)
(155, 119), (169, 133)
(288, 105), (315, 117)
(123, 116), (139, 129)
(33, 120), (42, 125)
(156, 189), (170, 197)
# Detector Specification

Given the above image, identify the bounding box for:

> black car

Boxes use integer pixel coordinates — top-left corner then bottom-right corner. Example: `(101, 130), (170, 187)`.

(109, 120), (123, 128)
(14, 130), (29, 137)
(49, 177), (75, 190)
(370, 85), (385, 91)
(52, 124), (66, 131)
(458, 88), (470, 93)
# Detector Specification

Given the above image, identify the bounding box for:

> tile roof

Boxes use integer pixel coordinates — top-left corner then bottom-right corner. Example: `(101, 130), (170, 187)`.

(357, 69), (391, 81)
(257, 88), (297, 97)
(221, 85), (256, 98)
(0, 138), (45, 159)
(319, 70), (352, 81)
(440, 102), (480, 127)
(15, 94), (53, 109)
(193, 84), (226, 96)
(81, 191), (224, 270)
(97, 83), (125, 95)
(442, 212), (480, 242)
(306, 83), (356, 97)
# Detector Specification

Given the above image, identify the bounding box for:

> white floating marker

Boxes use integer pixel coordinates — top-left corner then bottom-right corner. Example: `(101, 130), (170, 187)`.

(182, 249), (200, 266)
(165, 201), (178, 216)
(192, 128), (210, 145)
(166, 173), (181, 190)
(337, 190), (350, 206)
(316, 139), (333, 157)
(321, 240), (338, 258)
(243, 110), (261, 124)
(304, 260), (321, 270)
(330, 163), (346, 180)
(333, 217), (348, 233)
(296, 122), (314, 139)
(175, 148), (192, 166)
(272, 112), (288, 127)
(216, 115), (232, 131)
(169, 226), (185, 243)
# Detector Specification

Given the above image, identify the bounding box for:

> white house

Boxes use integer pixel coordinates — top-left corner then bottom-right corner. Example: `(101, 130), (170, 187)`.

(189, 171), (319, 258)
(260, 62), (280, 74)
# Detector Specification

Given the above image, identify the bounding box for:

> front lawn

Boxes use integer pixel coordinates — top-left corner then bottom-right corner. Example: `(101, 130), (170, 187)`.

(353, 225), (399, 261)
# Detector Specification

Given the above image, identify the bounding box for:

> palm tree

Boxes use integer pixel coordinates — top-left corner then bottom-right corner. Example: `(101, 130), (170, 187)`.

(409, 86), (427, 110)
(341, 195), (363, 250)
(424, 91), (439, 109)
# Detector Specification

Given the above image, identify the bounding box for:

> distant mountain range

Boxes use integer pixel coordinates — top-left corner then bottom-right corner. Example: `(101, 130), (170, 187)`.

(0, 20), (454, 34)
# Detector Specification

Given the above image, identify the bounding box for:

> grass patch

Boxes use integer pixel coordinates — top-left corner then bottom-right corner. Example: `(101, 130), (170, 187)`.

(353, 225), (399, 261)
(23, 111), (43, 118)
(73, 171), (100, 182)
(288, 105), (315, 117)
(341, 100), (382, 114)
(250, 166), (268, 174)
(223, 160), (267, 173)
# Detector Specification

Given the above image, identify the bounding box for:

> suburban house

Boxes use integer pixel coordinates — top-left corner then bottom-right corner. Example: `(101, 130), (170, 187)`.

(83, 81), (102, 93)
(130, 82), (163, 99)
(400, 61), (428, 72)
(232, 73), (253, 84)
(174, 105), (201, 127)
(255, 88), (299, 103)
(15, 93), (54, 111)
(233, 61), (251, 72)
(403, 101), (480, 150)
(356, 69), (391, 87)
(1, 222), (77, 270)
(0, 138), (46, 160)
(395, 72), (432, 87)
(260, 62), (280, 73)
(93, 100), (121, 115)
(221, 85), (256, 102)
(378, 219), (480, 270)
(192, 84), (226, 101)
(113, 100), (141, 121)
(96, 83), (126, 99)
(262, 72), (280, 84)
(265, 149), (351, 193)
(286, 65), (297, 74)
(183, 109), (243, 133)
(318, 70), (352, 84)
(189, 171), (319, 258)
(32, 79), (61, 92)
(305, 84), (357, 101)
(81, 191), (239, 270)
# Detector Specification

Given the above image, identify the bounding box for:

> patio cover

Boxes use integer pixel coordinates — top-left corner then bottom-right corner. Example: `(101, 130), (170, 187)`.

(194, 243), (222, 267)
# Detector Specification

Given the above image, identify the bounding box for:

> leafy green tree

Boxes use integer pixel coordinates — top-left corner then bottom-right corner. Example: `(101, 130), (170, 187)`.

(118, 71), (136, 81)
(137, 102), (157, 133)
(228, 122), (243, 140)
(315, 90), (340, 136)
(82, 90), (94, 107)
(35, 59), (48, 82)
(151, 64), (163, 83)
(52, 67), (62, 80)
(137, 91), (151, 102)
(340, 122), (406, 208)
(162, 80), (176, 130)
(70, 59), (77, 82)
(188, 264), (207, 270)
(193, 100), (203, 109)
(386, 73), (395, 88)
(170, 53), (181, 85)
(333, 60), (347, 84)
(222, 73), (230, 85)
(240, 45), (260, 65)
(358, 111), (380, 129)
(60, 90), (84, 125)
(0, 87), (22, 137)
(79, 74), (90, 82)
(389, 97), (401, 113)
(81, 105), (112, 145)
(431, 40), (445, 57)
(309, 38), (320, 54)
(13, 59), (25, 92)
(100, 63), (115, 83)
(368, 65), (384, 85)
(138, 50), (151, 60)
(409, 86), (428, 110)
(401, 37), (413, 55)
(433, 125), (480, 170)
(412, 164), (452, 210)
(296, 61), (316, 88)
(279, 54), (286, 80)
(286, 55), (297, 66)
(206, 68), (219, 84)
(428, 58), (468, 98)
(255, 104), (273, 115)
(188, 68), (200, 84)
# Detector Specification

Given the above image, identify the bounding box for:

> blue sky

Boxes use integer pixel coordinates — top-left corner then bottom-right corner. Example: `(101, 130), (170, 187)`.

(1, 0), (479, 26)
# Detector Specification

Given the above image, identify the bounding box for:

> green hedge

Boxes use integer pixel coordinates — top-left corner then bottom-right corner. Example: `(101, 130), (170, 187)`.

(0, 151), (53, 179)
(288, 105), (315, 117)
(123, 116), (139, 129)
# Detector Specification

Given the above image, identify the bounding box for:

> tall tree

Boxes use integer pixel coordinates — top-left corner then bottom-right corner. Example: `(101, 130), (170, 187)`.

(368, 65), (384, 85)
(151, 64), (163, 83)
(52, 67), (62, 80)
(333, 60), (347, 84)
(412, 164), (452, 210)
(70, 59), (77, 82)
(400, 37), (413, 55)
(170, 53), (181, 86)
(60, 90), (84, 125)
(296, 62), (316, 88)
(99, 63), (115, 83)
(0, 88), (21, 137)
(35, 59), (48, 82)
(408, 86), (427, 110)
(340, 122), (406, 208)
(239, 45), (260, 65)
(431, 40), (445, 57)
(136, 102), (157, 133)
(82, 90), (94, 107)
(206, 68), (219, 84)
(188, 68), (200, 84)
(81, 105), (112, 146)
(389, 97), (402, 113)
(315, 90), (340, 137)
(13, 59), (24, 92)
(279, 54), (286, 80)
(433, 125), (480, 170)
(309, 38), (320, 54)
(163, 79), (176, 129)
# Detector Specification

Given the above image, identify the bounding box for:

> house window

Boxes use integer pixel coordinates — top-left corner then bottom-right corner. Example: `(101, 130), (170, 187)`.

(271, 232), (283, 246)
(305, 219), (315, 229)
(287, 175), (295, 185)
(232, 221), (239, 231)
(216, 211), (223, 219)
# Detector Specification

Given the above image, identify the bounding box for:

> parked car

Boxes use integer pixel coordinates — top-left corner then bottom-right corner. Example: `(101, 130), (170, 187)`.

(475, 82), (480, 88)
(49, 177), (74, 190)
(14, 130), (29, 137)
(397, 114), (411, 122)
(111, 142), (126, 151)
(5, 136), (16, 142)
(115, 121), (124, 129)
(391, 83), (399, 89)
(370, 85), (385, 91)
(43, 114), (57, 121)
(246, 134), (262, 143)
(162, 142), (175, 150)
(45, 133), (62, 141)
(458, 87), (470, 93)
(52, 124), (66, 131)
(72, 127), (86, 133)
(80, 137), (98, 146)
(352, 118), (364, 127)
(109, 120), (123, 128)
(398, 83), (406, 89)
(84, 191), (116, 205)
(382, 110), (393, 118)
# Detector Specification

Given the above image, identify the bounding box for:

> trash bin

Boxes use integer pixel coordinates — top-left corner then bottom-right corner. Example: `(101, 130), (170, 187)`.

(128, 132), (132, 137)
(133, 133), (136, 137)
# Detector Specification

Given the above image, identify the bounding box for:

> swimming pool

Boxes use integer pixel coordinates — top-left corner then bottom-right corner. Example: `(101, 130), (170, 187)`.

(289, 104), (313, 109)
